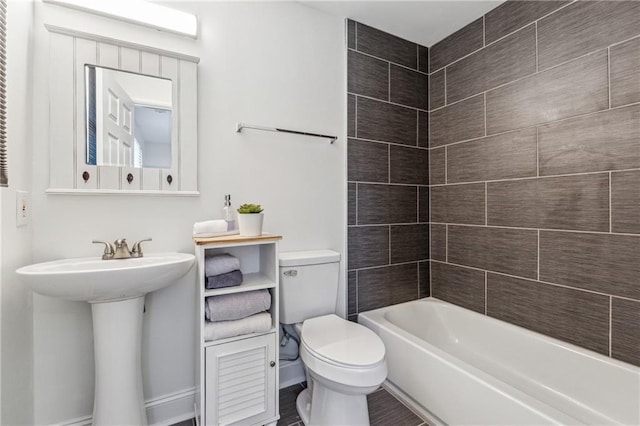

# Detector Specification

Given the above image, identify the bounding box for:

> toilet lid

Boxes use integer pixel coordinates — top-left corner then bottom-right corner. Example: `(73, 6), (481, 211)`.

(301, 314), (385, 368)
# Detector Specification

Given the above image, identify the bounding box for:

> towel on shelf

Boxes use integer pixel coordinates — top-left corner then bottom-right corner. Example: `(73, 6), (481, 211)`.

(205, 269), (243, 289)
(204, 312), (272, 341)
(205, 289), (271, 322)
(193, 220), (228, 237)
(205, 253), (241, 277)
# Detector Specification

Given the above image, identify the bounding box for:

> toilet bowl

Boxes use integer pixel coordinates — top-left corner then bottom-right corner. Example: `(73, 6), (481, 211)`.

(279, 251), (387, 425)
(294, 315), (387, 425)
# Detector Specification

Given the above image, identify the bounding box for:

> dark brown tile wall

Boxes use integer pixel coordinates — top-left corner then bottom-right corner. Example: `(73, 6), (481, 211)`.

(610, 37), (640, 108)
(486, 273), (610, 355)
(538, 105), (640, 176)
(611, 298), (640, 366)
(358, 263), (419, 312)
(347, 20), (428, 318)
(447, 225), (538, 278)
(430, 17), (483, 72)
(430, 183), (485, 225)
(487, 174), (610, 232)
(427, 2), (640, 366)
(447, 128), (537, 183)
(484, 0), (570, 45)
(446, 24), (537, 104)
(430, 94), (485, 147)
(431, 261), (485, 314)
(539, 231), (640, 300)
(611, 170), (640, 235)
(537, 1), (640, 71)
(485, 50), (609, 135)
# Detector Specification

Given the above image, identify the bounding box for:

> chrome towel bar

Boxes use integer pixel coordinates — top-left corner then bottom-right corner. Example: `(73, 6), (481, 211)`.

(236, 122), (337, 143)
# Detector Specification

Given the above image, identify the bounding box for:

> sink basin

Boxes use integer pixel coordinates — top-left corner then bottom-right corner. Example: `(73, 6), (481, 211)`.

(16, 252), (195, 302)
(17, 251), (195, 425)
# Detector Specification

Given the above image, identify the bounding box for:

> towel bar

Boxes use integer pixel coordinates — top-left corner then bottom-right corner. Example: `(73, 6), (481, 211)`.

(236, 122), (337, 143)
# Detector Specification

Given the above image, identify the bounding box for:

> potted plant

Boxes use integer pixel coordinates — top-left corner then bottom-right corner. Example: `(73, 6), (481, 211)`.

(237, 203), (264, 236)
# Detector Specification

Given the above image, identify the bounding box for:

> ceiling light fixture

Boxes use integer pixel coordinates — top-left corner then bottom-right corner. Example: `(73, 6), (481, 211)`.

(44, 0), (197, 38)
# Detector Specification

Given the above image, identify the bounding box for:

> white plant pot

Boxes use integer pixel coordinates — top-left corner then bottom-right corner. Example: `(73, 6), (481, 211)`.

(238, 213), (264, 237)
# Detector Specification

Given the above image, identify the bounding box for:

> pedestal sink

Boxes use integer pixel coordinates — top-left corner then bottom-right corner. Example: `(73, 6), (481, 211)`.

(17, 253), (195, 425)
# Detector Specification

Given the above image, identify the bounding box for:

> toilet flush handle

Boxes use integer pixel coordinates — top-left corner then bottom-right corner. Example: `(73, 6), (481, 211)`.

(283, 270), (297, 277)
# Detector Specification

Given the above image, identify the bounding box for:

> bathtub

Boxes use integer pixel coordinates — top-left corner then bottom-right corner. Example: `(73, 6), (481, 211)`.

(358, 298), (640, 426)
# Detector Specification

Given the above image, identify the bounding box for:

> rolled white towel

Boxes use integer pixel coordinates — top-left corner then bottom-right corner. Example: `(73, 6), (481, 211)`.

(204, 312), (272, 341)
(205, 289), (271, 322)
(193, 220), (228, 237)
(205, 253), (240, 277)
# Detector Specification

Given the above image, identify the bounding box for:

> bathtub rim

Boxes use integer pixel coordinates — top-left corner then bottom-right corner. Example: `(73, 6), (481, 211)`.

(358, 297), (640, 425)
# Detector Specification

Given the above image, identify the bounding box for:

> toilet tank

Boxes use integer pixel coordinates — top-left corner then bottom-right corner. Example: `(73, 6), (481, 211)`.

(279, 250), (341, 324)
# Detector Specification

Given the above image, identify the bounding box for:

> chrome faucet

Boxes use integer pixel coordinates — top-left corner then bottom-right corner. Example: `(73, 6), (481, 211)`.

(92, 238), (152, 260)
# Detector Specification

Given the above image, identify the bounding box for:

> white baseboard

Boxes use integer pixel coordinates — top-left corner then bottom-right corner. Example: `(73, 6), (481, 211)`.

(57, 387), (196, 426)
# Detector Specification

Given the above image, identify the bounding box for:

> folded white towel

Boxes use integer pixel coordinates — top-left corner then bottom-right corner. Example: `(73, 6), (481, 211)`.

(205, 253), (241, 277)
(193, 220), (228, 237)
(205, 289), (271, 322)
(204, 312), (272, 341)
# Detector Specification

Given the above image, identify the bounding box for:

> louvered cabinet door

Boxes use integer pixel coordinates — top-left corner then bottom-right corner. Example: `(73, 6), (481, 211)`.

(205, 333), (277, 426)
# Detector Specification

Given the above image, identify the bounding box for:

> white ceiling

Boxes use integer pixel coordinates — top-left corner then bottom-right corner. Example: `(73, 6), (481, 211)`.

(300, 1), (505, 47)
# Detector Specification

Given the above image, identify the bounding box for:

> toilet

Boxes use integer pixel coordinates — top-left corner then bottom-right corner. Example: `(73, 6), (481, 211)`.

(279, 250), (387, 426)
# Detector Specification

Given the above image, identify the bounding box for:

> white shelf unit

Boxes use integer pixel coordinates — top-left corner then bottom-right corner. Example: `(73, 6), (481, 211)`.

(194, 234), (282, 426)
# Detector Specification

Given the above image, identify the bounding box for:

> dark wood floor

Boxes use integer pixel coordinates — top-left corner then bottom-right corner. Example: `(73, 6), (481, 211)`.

(172, 383), (427, 426)
(277, 383), (426, 426)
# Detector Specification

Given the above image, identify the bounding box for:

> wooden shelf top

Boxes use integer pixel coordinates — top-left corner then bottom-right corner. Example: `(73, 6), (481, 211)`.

(193, 233), (282, 246)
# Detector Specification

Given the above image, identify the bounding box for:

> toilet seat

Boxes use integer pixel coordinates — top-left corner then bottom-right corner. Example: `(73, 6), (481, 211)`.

(299, 314), (387, 388)
(301, 314), (386, 367)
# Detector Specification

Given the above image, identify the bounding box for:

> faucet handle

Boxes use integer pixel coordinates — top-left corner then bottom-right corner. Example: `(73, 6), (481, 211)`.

(92, 240), (115, 260)
(132, 238), (152, 258)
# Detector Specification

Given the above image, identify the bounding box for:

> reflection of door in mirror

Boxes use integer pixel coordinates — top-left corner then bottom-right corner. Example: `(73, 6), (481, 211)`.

(96, 68), (135, 166)
(85, 65), (173, 169)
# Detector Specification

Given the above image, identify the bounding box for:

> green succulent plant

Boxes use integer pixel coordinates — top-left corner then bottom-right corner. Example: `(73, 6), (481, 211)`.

(237, 203), (264, 214)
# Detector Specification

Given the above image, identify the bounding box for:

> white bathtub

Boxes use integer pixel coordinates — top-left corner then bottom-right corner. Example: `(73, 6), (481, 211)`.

(359, 298), (640, 426)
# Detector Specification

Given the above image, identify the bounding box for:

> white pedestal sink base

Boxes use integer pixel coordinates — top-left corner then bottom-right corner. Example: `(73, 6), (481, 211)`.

(92, 296), (147, 425)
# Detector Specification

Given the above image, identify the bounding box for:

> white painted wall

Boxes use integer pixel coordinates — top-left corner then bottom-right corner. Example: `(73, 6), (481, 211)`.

(1, 1), (35, 424)
(25, 1), (345, 423)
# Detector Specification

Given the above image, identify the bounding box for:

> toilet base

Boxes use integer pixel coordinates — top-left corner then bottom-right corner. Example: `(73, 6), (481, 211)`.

(296, 382), (370, 426)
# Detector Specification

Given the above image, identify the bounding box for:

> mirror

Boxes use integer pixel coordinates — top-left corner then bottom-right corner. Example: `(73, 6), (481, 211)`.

(85, 65), (173, 169)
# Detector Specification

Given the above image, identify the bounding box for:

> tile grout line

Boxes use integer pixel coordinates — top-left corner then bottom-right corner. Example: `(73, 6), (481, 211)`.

(349, 135), (429, 151)
(609, 171), (612, 233)
(347, 47), (428, 76)
(484, 182), (488, 226)
(609, 296), (613, 357)
(537, 229), (540, 281)
(483, 92), (487, 136)
(355, 270), (359, 317)
(535, 22), (539, 72)
(445, 224), (448, 263)
(430, 259), (640, 302)
(428, 99), (640, 149)
(422, 221), (640, 238)
(536, 126), (540, 177)
(484, 271), (488, 315)
(388, 61), (391, 102)
(347, 91), (429, 113)
(444, 146), (448, 184)
(429, 167), (639, 187)
(444, 67), (447, 106)
(607, 47), (611, 109)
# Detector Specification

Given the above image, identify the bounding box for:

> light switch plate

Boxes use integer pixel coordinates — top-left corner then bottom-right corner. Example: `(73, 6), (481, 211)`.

(16, 191), (30, 227)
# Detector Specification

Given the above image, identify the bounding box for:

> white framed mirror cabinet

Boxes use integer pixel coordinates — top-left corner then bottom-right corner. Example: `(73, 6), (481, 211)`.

(46, 25), (199, 195)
